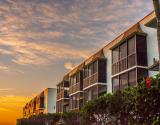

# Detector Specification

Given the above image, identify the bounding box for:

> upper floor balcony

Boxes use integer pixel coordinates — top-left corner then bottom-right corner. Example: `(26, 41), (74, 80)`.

(69, 71), (83, 95)
(83, 58), (107, 89)
(112, 33), (148, 75)
(57, 76), (69, 100)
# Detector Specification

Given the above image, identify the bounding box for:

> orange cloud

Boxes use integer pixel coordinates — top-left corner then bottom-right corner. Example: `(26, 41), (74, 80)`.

(64, 62), (76, 70)
(0, 38), (92, 66)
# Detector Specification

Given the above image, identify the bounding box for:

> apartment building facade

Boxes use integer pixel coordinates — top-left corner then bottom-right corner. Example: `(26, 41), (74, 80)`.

(56, 75), (70, 113)
(23, 88), (57, 118)
(56, 11), (159, 113)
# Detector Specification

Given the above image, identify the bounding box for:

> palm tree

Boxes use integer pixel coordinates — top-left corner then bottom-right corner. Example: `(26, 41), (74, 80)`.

(153, 0), (160, 71)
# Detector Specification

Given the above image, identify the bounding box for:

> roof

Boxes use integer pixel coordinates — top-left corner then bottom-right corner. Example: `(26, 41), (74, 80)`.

(59, 11), (156, 83)
(68, 49), (105, 77)
(68, 62), (84, 77)
(103, 23), (146, 50)
(139, 11), (155, 25)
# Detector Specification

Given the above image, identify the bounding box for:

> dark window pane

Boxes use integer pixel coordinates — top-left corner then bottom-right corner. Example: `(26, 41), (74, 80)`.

(84, 67), (88, 78)
(120, 73), (128, 90)
(129, 69), (136, 86)
(137, 68), (148, 83)
(112, 76), (119, 92)
(136, 35), (147, 66)
(76, 72), (80, 83)
(128, 36), (135, 55)
(128, 54), (136, 68)
(93, 61), (98, 73)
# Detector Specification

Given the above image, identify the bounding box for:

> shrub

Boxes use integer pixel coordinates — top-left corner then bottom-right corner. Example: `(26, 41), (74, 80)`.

(17, 73), (160, 125)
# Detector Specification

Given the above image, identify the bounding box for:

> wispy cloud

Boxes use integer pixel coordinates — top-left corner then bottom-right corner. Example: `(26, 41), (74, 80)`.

(0, 88), (14, 91)
(64, 62), (76, 70)
(0, 65), (9, 72)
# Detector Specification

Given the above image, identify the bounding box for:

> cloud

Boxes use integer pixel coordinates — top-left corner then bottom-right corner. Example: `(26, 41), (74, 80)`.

(0, 88), (14, 91)
(0, 65), (9, 72)
(0, 0), (153, 68)
(64, 62), (76, 70)
(0, 37), (92, 66)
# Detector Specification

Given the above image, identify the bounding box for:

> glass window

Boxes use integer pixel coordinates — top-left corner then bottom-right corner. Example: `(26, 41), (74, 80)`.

(112, 76), (119, 92)
(119, 42), (127, 59)
(88, 64), (93, 76)
(137, 68), (148, 83)
(136, 35), (147, 66)
(128, 36), (135, 55)
(112, 47), (119, 64)
(120, 73), (128, 90)
(129, 69), (136, 86)
(93, 61), (98, 73)
(128, 54), (136, 68)
(76, 72), (80, 83)
(84, 67), (88, 78)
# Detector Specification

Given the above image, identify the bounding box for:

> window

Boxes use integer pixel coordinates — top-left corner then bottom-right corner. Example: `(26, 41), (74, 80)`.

(112, 47), (119, 75)
(137, 68), (148, 83)
(73, 75), (76, 84)
(136, 35), (147, 66)
(76, 72), (80, 83)
(112, 47), (119, 64)
(128, 36), (135, 55)
(112, 76), (119, 92)
(128, 69), (136, 86)
(119, 42), (127, 59)
(88, 64), (93, 76)
(120, 73), (128, 90)
(84, 67), (88, 78)
(93, 61), (98, 73)
(119, 42), (127, 71)
(128, 36), (136, 68)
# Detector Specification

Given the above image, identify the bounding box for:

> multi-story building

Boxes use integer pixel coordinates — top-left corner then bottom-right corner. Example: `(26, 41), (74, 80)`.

(56, 75), (70, 113)
(69, 63), (84, 111)
(56, 11), (159, 113)
(23, 88), (57, 118)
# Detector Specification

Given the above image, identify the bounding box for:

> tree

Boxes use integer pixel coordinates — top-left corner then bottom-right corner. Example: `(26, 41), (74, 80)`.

(153, 0), (160, 71)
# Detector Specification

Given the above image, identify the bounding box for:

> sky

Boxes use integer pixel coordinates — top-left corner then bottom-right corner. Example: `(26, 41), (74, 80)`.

(0, 0), (154, 124)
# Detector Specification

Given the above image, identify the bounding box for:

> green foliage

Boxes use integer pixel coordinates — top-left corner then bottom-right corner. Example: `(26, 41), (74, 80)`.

(17, 73), (160, 125)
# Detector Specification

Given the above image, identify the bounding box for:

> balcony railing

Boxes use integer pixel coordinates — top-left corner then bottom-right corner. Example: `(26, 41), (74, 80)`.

(83, 72), (98, 89)
(57, 90), (69, 100)
(69, 82), (82, 94)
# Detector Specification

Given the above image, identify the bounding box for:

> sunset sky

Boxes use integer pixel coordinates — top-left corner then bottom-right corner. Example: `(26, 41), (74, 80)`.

(0, 0), (153, 124)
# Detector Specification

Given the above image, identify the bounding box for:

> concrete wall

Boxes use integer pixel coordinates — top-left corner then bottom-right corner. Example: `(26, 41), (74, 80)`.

(140, 24), (159, 76)
(44, 88), (57, 114)
(48, 88), (57, 113)
(103, 48), (112, 93)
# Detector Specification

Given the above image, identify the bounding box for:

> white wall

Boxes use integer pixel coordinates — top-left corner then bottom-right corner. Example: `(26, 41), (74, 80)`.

(103, 48), (112, 93)
(44, 88), (57, 114)
(48, 88), (57, 113)
(140, 24), (159, 76)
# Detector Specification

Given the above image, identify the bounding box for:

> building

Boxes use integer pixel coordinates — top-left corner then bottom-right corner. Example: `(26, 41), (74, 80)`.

(23, 88), (57, 118)
(56, 11), (159, 113)
(56, 75), (70, 113)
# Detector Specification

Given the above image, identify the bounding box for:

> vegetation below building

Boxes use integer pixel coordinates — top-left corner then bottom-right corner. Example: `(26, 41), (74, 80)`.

(17, 73), (160, 125)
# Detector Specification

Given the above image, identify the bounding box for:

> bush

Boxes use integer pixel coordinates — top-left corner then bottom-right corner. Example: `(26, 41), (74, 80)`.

(17, 73), (160, 125)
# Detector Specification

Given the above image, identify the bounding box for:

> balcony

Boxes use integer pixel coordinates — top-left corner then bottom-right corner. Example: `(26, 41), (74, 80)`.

(69, 82), (82, 94)
(83, 59), (106, 89)
(83, 72), (98, 89)
(57, 90), (69, 100)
